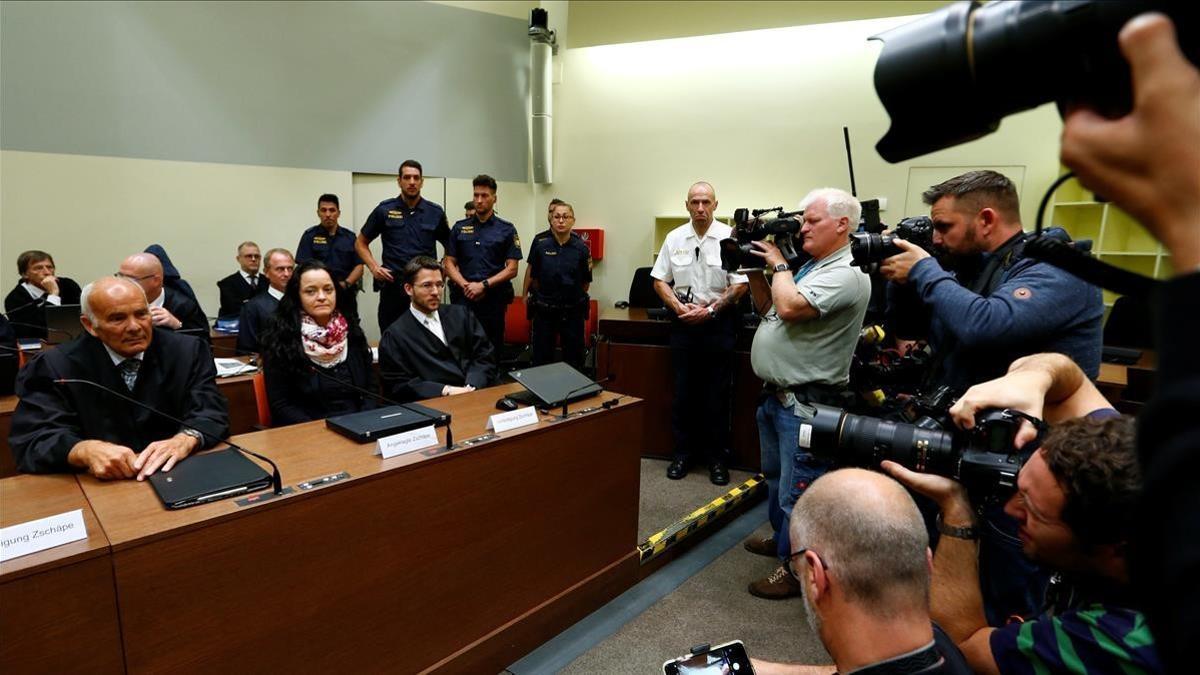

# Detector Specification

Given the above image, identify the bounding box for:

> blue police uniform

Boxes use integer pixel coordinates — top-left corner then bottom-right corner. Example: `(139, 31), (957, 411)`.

(296, 224), (363, 321)
(527, 231), (592, 370)
(447, 213), (522, 352)
(360, 196), (449, 330)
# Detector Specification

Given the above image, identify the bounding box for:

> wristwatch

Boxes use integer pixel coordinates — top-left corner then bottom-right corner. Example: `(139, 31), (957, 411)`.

(936, 513), (979, 540)
(180, 428), (205, 445)
(707, 306), (716, 318)
(773, 263), (790, 274)
(482, 279), (490, 289)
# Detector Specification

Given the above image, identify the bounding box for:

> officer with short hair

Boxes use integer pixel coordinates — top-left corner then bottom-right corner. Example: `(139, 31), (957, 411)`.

(296, 193), (364, 322)
(528, 201), (592, 370)
(355, 159), (450, 331)
(444, 174), (522, 352)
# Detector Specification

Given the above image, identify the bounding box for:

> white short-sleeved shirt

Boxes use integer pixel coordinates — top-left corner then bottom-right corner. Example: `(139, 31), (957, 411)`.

(650, 221), (748, 305)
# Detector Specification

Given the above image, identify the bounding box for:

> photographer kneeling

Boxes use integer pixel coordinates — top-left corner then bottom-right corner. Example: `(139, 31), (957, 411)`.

(881, 355), (1162, 674)
(742, 187), (871, 599)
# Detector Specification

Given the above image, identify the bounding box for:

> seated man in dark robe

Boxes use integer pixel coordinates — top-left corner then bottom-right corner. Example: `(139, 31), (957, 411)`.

(9, 277), (229, 479)
(3, 249), (83, 340)
(118, 253), (210, 346)
(236, 248), (294, 355)
(379, 257), (496, 402)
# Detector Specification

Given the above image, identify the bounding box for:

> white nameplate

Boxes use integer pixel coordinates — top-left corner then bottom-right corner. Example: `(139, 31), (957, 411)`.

(375, 425), (440, 459)
(486, 406), (540, 433)
(0, 509), (88, 562)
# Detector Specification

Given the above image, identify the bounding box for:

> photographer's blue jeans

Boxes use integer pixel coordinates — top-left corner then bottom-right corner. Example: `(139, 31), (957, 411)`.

(757, 395), (833, 560)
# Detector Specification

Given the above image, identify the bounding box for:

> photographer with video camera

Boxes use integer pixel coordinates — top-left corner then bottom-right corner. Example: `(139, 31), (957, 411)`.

(877, 171), (1104, 391)
(740, 187), (871, 599)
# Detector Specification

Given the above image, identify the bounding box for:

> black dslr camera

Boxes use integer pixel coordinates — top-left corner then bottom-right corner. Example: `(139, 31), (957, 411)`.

(798, 393), (1039, 503)
(849, 215), (938, 272)
(719, 207), (805, 272)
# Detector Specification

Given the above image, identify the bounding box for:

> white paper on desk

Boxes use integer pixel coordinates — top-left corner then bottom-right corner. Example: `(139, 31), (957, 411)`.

(376, 425), (440, 459)
(0, 509), (88, 562)
(486, 406), (539, 433)
(214, 358), (258, 378)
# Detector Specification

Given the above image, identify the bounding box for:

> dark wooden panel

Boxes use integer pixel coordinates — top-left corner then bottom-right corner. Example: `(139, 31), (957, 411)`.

(0, 395), (16, 478)
(87, 390), (643, 673)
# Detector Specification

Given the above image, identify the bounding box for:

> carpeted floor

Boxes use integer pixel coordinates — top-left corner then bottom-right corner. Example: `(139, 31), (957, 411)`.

(637, 458), (757, 543)
(559, 520), (831, 674)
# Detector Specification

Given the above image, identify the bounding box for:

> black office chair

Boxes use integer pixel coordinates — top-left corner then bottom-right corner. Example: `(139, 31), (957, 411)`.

(626, 267), (663, 309)
(1104, 295), (1153, 350)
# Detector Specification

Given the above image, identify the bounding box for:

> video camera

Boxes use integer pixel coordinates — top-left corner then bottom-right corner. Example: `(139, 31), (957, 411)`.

(796, 389), (1041, 503)
(849, 215), (938, 272)
(719, 207), (805, 272)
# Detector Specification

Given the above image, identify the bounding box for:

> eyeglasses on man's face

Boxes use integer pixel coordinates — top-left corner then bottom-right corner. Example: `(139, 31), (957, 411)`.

(785, 547), (831, 582)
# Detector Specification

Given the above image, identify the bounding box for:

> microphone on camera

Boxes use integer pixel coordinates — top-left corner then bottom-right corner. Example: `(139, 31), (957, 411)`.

(25, 376), (283, 494)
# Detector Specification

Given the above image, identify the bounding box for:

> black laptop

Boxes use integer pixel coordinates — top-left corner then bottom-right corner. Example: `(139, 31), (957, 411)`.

(325, 402), (451, 443)
(45, 304), (84, 343)
(148, 448), (273, 510)
(507, 362), (602, 407)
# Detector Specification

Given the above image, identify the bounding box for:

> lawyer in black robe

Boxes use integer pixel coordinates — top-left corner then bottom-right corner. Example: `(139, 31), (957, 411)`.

(162, 288), (212, 346)
(4, 277), (83, 340)
(9, 327), (229, 474)
(379, 304), (496, 402)
(217, 271), (267, 319)
(236, 291), (279, 355)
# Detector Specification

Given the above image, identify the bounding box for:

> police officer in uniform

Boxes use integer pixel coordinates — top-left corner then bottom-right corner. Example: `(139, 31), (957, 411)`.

(651, 181), (748, 485)
(522, 198), (566, 297)
(444, 174), (522, 353)
(528, 201), (592, 370)
(355, 159), (449, 331)
(296, 193), (364, 322)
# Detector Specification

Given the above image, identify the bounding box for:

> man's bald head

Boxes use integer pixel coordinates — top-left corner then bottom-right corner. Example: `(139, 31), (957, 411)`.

(118, 253), (165, 300)
(685, 181), (718, 229)
(790, 469), (931, 618)
(80, 277), (152, 357)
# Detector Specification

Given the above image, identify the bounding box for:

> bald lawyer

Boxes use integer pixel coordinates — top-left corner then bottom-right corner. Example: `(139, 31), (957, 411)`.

(10, 277), (228, 479)
(118, 252), (210, 343)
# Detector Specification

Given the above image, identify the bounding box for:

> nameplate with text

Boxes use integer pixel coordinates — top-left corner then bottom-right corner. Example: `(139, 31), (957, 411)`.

(376, 426), (440, 459)
(0, 509), (88, 562)
(486, 406), (540, 433)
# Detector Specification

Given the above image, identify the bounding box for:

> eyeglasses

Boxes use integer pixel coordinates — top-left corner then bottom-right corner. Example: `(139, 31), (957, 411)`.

(115, 272), (159, 283)
(785, 547), (831, 582)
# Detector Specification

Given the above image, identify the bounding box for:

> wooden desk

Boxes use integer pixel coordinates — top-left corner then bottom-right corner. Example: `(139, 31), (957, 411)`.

(1096, 351), (1158, 404)
(210, 329), (237, 355)
(0, 396), (16, 479)
(76, 384), (643, 673)
(0, 475), (123, 674)
(596, 307), (762, 471)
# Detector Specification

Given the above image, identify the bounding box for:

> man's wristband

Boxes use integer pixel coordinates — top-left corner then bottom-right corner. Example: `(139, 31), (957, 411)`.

(180, 428), (204, 447)
(936, 513), (979, 540)
(482, 279), (490, 289)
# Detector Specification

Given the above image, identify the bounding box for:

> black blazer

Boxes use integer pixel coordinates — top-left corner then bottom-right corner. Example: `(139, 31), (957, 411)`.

(263, 339), (376, 426)
(379, 304), (496, 402)
(217, 271), (267, 319)
(4, 278), (83, 340)
(236, 292), (279, 355)
(161, 288), (211, 346)
(9, 328), (229, 474)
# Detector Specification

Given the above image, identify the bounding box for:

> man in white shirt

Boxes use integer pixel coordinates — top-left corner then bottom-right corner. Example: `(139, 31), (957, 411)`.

(651, 181), (748, 485)
(216, 241), (268, 318)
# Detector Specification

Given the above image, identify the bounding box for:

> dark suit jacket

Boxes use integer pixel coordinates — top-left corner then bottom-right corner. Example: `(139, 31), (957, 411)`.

(0, 314), (17, 396)
(161, 288), (211, 346)
(4, 278), (83, 340)
(263, 340), (376, 426)
(217, 271), (267, 319)
(379, 304), (496, 402)
(9, 328), (229, 474)
(236, 292), (279, 355)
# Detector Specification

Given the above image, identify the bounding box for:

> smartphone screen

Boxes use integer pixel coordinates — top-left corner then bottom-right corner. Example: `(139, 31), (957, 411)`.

(663, 641), (754, 675)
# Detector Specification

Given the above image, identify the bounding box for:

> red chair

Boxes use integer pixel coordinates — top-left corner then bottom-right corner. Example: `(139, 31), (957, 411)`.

(584, 299), (599, 349)
(252, 370), (272, 428)
(504, 296), (532, 345)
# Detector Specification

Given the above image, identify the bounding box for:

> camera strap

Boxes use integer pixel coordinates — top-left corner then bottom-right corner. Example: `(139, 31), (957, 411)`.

(969, 231), (1030, 296)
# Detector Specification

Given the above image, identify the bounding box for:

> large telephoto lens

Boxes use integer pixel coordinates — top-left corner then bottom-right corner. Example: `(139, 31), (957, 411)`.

(836, 414), (957, 475)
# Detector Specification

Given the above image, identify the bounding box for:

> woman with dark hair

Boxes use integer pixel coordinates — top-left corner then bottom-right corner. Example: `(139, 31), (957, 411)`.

(260, 260), (376, 425)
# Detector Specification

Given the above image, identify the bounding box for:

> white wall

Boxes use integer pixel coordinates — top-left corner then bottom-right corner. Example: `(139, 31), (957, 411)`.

(547, 15), (1064, 308)
(0, 150), (351, 324)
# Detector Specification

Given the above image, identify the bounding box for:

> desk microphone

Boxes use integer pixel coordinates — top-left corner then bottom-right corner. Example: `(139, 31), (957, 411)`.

(26, 376), (283, 494)
(305, 362), (455, 450)
(556, 375), (614, 419)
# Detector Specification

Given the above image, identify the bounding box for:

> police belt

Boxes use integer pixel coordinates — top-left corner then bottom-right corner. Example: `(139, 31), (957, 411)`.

(528, 296), (588, 312)
(761, 381), (854, 407)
